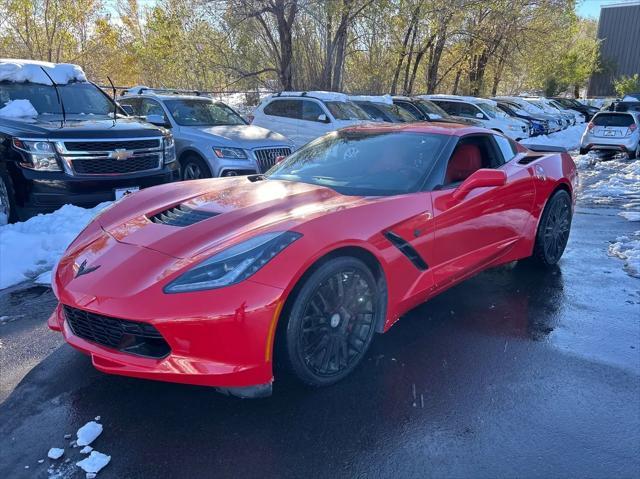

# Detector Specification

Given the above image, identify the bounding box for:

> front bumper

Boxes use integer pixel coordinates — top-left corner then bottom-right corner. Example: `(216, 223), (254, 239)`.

(16, 162), (180, 213)
(48, 272), (285, 394)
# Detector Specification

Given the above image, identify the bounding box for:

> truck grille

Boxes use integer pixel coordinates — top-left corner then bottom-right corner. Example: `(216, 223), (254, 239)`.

(72, 155), (160, 175)
(64, 305), (170, 358)
(64, 139), (160, 152)
(254, 147), (291, 173)
(59, 138), (163, 176)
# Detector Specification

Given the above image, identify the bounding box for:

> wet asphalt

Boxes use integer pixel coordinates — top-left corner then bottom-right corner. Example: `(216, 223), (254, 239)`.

(1, 162), (639, 478)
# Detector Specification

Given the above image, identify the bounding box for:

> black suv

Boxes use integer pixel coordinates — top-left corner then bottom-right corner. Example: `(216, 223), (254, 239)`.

(0, 60), (179, 223)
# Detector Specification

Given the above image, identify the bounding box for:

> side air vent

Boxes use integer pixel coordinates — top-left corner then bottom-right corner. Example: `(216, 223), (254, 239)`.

(517, 155), (543, 165)
(149, 204), (218, 227)
(383, 231), (428, 271)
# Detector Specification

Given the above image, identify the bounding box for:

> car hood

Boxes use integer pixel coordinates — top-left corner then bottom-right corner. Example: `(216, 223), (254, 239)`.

(96, 177), (367, 260)
(0, 115), (164, 139)
(183, 124), (291, 147)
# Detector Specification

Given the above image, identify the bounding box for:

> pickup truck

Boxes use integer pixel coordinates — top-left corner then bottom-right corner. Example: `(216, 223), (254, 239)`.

(0, 59), (179, 224)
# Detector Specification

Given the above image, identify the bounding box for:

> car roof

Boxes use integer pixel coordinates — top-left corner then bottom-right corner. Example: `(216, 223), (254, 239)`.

(339, 121), (487, 137)
(425, 95), (496, 105)
(122, 93), (222, 102)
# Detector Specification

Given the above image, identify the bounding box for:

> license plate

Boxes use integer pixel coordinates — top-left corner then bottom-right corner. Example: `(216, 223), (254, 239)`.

(114, 186), (139, 200)
(604, 130), (615, 136)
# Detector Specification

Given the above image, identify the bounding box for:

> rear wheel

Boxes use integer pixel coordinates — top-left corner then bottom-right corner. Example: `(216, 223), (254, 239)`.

(629, 144), (639, 160)
(530, 190), (572, 267)
(282, 257), (380, 387)
(180, 155), (211, 180)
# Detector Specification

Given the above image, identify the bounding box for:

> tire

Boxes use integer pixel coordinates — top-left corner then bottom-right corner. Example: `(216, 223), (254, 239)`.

(180, 154), (211, 180)
(629, 145), (639, 160)
(0, 168), (17, 225)
(281, 257), (381, 387)
(530, 190), (572, 267)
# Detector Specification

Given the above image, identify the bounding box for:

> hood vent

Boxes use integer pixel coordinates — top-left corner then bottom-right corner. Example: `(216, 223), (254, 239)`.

(149, 204), (218, 227)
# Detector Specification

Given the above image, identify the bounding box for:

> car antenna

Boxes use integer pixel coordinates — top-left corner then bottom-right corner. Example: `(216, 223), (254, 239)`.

(107, 76), (117, 121)
(39, 67), (66, 124)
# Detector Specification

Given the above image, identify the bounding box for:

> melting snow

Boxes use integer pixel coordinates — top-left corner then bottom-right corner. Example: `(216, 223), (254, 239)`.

(76, 421), (103, 447)
(0, 99), (38, 118)
(348, 94), (394, 105)
(521, 124), (586, 151)
(609, 231), (640, 279)
(76, 451), (111, 474)
(47, 448), (64, 460)
(80, 446), (93, 454)
(619, 211), (640, 222)
(0, 202), (110, 289)
(0, 58), (86, 85)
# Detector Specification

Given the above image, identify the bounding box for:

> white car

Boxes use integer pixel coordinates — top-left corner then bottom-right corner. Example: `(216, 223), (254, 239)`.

(251, 91), (372, 148)
(424, 95), (530, 140)
(580, 111), (640, 158)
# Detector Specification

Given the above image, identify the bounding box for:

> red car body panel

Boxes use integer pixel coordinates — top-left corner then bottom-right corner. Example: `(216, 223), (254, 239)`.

(49, 123), (577, 391)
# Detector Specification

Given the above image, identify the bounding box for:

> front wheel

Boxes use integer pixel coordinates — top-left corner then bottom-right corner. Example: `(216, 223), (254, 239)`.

(530, 190), (572, 267)
(0, 169), (16, 226)
(180, 155), (211, 180)
(282, 257), (381, 387)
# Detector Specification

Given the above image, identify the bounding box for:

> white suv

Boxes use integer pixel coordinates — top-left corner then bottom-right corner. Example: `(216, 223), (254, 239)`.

(425, 95), (530, 140)
(251, 92), (371, 148)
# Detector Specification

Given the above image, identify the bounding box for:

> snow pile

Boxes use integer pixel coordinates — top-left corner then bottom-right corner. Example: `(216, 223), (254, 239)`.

(76, 451), (110, 475)
(76, 421), (103, 447)
(619, 211), (640, 222)
(578, 157), (640, 210)
(609, 231), (640, 278)
(348, 94), (394, 105)
(0, 99), (38, 118)
(0, 202), (110, 289)
(47, 448), (64, 460)
(521, 124), (586, 151)
(0, 59), (86, 85)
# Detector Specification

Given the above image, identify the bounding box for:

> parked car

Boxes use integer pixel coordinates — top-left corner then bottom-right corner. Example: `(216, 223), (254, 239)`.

(551, 97), (599, 121)
(522, 98), (574, 127)
(49, 122), (577, 397)
(120, 88), (294, 179)
(0, 59), (178, 224)
(251, 91), (371, 148)
(580, 111), (640, 158)
(425, 95), (530, 140)
(605, 100), (640, 113)
(349, 95), (416, 123)
(495, 96), (563, 132)
(543, 98), (585, 124)
(392, 96), (483, 126)
(493, 99), (548, 136)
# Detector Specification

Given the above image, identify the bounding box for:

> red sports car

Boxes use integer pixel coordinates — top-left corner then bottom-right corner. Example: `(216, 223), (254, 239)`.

(48, 123), (577, 397)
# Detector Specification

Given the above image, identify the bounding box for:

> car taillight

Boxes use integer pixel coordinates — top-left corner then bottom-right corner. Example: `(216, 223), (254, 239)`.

(587, 122), (594, 131)
(628, 123), (637, 134)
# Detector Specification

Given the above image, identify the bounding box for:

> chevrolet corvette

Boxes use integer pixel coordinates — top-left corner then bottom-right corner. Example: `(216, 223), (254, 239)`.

(48, 123), (577, 397)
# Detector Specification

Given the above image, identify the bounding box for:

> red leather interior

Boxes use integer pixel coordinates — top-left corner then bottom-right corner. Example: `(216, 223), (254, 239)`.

(445, 144), (483, 184)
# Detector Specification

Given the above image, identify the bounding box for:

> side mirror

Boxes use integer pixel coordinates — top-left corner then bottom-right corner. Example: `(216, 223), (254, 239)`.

(475, 112), (484, 119)
(120, 104), (135, 115)
(317, 114), (330, 123)
(452, 169), (506, 201)
(145, 114), (170, 127)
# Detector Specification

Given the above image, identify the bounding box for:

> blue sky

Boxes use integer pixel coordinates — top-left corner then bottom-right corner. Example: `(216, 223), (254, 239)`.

(576, 0), (637, 18)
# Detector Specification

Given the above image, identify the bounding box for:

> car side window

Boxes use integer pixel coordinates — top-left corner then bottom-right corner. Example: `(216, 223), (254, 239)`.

(118, 98), (141, 114)
(493, 135), (517, 162)
(432, 101), (456, 116)
(263, 99), (301, 119)
(301, 100), (327, 122)
(395, 101), (423, 119)
(442, 135), (505, 187)
(358, 103), (386, 121)
(458, 102), (483, 119)
(139, 98), (167, 119)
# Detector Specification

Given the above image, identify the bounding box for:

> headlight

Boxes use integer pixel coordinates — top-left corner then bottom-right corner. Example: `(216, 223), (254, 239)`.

(164, 231), (302, 293)
(213, 147), (247, 159)
(163, 135), (176, 164)
(12, 139), (61, 171)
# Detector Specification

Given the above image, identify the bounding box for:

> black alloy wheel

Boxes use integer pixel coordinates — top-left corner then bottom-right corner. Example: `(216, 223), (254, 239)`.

(283, 257), (380, 387)
(531, 190), (572, 266)
(181, 155), (211, 180)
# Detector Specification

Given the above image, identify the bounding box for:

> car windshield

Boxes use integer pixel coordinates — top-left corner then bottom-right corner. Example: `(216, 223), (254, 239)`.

(478, 102), (506, 119)
(0, 81), (115, 116)
(164, 99), (246, 126)
(267, 130), (448, 196)
(362, 102), (416, 122)
(414, 99), (448, 119)
(324, 101), (371, 120)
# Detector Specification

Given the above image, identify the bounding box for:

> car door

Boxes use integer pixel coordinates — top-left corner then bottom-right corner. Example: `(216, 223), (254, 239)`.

(261, 99), (301, 146)
(429, 133), (535, 287)
(300, 99), (334, 140)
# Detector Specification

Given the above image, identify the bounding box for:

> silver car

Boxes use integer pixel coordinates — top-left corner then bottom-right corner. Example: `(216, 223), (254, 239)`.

(119, 90), (294, 179)
(580, 111), (640, 158)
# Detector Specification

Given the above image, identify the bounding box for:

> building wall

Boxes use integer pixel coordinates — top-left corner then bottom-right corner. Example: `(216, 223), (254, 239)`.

(587, 2), (640, 97)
